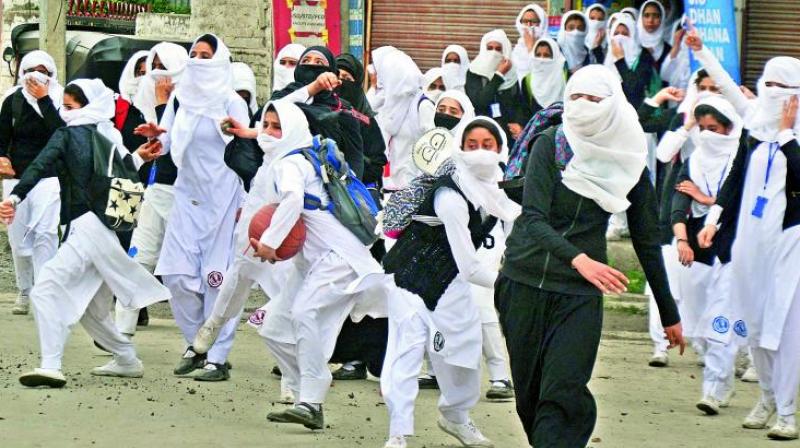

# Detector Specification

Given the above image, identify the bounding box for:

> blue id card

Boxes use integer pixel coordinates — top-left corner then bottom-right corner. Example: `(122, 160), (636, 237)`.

(489, 102), (502, 118)
(751, 196), (768, 218)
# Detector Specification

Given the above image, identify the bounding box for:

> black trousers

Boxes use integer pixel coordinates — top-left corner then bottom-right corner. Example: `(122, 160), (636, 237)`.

(495, 275), (603, 448)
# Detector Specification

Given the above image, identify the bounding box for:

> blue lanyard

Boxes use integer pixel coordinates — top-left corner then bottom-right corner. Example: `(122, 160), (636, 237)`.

(703, 158), (730, 197)
(147, 162), (157, 186)
(763, 143), (780, 190)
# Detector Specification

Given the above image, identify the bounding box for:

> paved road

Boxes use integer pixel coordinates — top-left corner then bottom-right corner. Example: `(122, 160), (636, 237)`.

(0, 293), (788, 448)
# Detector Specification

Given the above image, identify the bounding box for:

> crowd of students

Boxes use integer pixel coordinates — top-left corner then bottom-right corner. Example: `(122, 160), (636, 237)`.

(0, 1), (798, 446)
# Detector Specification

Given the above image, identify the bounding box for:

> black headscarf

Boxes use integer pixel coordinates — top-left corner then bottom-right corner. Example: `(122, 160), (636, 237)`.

(272, 46), (339, 108)
(335, 53), (374, 117)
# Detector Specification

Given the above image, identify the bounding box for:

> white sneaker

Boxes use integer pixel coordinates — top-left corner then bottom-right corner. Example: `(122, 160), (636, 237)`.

(696, 396), (720, 415)
(649, 351), (669, 368)
(91, 358), (144, 378)
(437, 417), (494, 447)
(11, 293), (29, 315)
(193, 319), (223, 355)
(742, 399), (776, 429)
(19, 368), (67, 388)
(768, 416), (800, 440)
(384, 435), (407, 448)
(741, 366), (759, 383)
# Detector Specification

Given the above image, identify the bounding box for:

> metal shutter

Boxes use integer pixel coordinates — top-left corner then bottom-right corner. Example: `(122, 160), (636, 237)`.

(742, 0), (800, 89)
(368, 0), (547, 70)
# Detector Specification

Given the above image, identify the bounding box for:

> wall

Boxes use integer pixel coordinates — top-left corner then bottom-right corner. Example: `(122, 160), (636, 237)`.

(0, 0), (38, 92)
(189, 0), (273, 102)
(135, 12), (192, 42)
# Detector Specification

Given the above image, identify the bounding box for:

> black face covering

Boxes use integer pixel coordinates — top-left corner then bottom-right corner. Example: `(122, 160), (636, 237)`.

(337, 79), (362, 106)
(434, 112), (462, 130)
(294, 64), (330, 86)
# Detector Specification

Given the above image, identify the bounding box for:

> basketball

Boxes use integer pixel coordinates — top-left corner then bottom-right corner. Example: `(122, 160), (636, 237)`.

(248, 204), (306, 260)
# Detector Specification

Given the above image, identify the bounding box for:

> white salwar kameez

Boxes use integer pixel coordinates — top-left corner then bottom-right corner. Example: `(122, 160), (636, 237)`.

(382, 188), (493, 437)
(155, 93), (248, 365)
(259, 154), (386, 404)
(2, 177), (60, 296)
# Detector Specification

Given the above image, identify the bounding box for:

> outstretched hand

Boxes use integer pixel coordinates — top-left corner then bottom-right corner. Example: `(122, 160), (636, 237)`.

(134, 122), (167, 139)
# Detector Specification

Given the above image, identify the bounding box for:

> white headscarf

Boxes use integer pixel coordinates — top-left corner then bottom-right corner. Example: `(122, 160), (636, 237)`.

(434, 89), (476, 136)
(557, 11), (589, 71)
(585, 4), (608, 50)
(621, 7), (639, 21)
(561, 65), (648, 213)
(134, 42), (189, 124)
(637, 0), (666, 61)
(171, 34), (236, 167)
(9, 50), (64, 116)
(529, 38), (566, 108)
(451, 116), (521, 222)
(61, 78), (127, 158)
(256, 100), (313, 163)
(470, 29), (517, 90)
(273, 43), (305, 92)
(745, 57), (800, 142)
(372, 46), (423, 138)
(664, 18), (691, 89)
(422, 67), (444, 102)
(515, 3), (548, 42)
(688, 96), (741, 216)
(440, 45), (470, 92)
(118, 50), (149, 103)
(232, 62), (258, 115)
(604, 15), (641, 70)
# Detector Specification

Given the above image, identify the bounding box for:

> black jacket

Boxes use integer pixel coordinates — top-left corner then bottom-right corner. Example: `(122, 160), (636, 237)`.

(465, 71), (529, 146)
(11, 125), (138, 226)
(501, 130), (680, 327)
(615, 45), (671, 109)
(714, 136), (800, 263)
(0, 89), (65, 178)
(137, 103), (178, 186)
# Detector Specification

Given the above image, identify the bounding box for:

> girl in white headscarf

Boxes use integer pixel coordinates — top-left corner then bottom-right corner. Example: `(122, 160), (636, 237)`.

(381, 116), (519, 448)
(606, 13), (661, 109)
(699, 56), (800, 440)
(136, 34), (250, 382)
(429, 89), (475, 136)
(232, 61), (258, 118)
(667, 96), (743, 416)
(419, 67), (446, 132)
(497, 64), (684, 447)
(511, 3), (548, 81)
(637, 0), (669, 64)
(441, 45), (470, 92)
(0, 50), (65, 315)
(372, 46), (424, 190)
(557, 11), (591, 73)
(585, 3), (608, 51)
(0, 78), (167, 389)
(272, 43), (305, 93)
(118, 50), (149, 104)
(660, 18), (691, 90)
(466, 29), (527, 147)
(114, 42), (189, 337)
(134, 42), (189, 124)
(521, 37), (567, 113)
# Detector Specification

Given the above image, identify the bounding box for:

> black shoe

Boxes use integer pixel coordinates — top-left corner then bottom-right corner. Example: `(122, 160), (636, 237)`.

(280, 403), (324, 430)
(418, 375), (440, 390)
(194, 362), (230, 382)
(173, 347), (206, 376)
(332, 362), (367, 380)
(271, 365), (282, 378)
(486, 379), (515, 400)
(137, 307), (149, 327)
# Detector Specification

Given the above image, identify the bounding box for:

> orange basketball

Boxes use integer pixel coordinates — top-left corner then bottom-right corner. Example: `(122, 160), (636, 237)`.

(248, 204), (306, 260)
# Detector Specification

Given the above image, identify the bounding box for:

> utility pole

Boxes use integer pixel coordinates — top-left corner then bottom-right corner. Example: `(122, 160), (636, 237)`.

(39, 0), (66, 83)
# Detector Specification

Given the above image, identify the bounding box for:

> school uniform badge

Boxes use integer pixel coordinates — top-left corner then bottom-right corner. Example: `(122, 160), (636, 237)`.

(433, 331), (445, 352)
(734, 320), (747, 337)
(712, 316), (730, 334)
(207, 271), (224, 288)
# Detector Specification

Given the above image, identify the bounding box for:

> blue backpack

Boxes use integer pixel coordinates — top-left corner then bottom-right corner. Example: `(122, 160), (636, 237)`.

(286, 136), (380, 246)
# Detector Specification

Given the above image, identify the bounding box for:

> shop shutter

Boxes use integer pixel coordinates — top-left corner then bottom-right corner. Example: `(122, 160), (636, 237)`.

(368, 0), (548, 70)
(742, 0), (800, 89)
